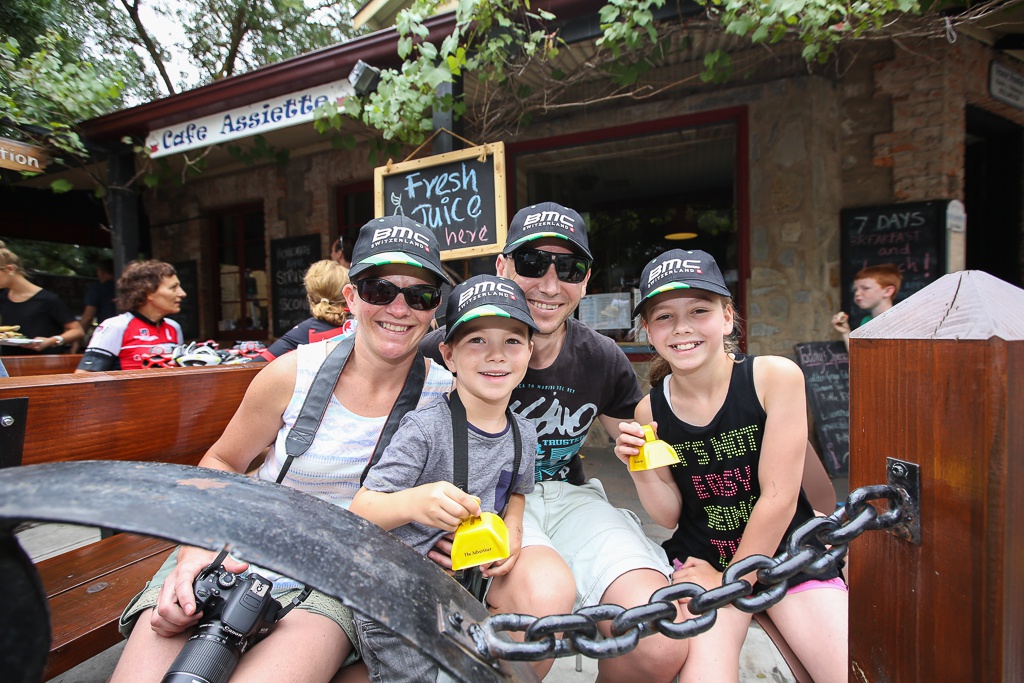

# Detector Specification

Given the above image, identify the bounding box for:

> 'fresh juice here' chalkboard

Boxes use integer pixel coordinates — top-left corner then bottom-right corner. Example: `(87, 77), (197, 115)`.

(839, 201), (947, 330)
(374, 143), (507, 261)
(270, 234), (321, 338)
(794, 341), (850, 478)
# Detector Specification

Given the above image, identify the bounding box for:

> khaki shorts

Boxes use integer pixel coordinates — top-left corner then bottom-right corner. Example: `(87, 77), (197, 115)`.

(522, 478), (672, 609)
(118, 548), (360, 666)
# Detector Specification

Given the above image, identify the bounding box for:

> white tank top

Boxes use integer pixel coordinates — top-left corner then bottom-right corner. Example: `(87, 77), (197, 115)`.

(255, 339), (453, 508)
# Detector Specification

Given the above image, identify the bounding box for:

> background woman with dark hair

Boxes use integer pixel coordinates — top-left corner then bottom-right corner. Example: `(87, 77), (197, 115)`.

(0, 240), (84, 355)
(76, 260), (186, 372)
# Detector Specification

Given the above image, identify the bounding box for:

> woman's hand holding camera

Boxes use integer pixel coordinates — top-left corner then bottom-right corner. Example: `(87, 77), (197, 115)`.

(150, 546), (249, 638)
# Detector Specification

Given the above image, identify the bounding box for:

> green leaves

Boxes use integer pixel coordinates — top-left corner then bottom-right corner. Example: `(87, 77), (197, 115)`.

(0, 28), (124, 161)
(313, 0), (566, 147)
(49, 178), (74, 193)
(707, 0), (923, 65)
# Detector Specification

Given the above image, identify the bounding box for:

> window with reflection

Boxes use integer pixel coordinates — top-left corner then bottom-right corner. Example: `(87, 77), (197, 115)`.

(212, 206), (268, 340)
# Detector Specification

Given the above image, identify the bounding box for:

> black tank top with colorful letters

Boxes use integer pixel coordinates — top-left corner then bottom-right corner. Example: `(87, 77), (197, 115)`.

(652, 354), (820, 571)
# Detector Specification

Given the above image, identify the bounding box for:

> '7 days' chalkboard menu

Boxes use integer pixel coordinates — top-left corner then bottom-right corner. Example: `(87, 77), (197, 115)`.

(794, 341), (850, 478)
(374, 143), (507, 261)
(839, 200), (947, 330)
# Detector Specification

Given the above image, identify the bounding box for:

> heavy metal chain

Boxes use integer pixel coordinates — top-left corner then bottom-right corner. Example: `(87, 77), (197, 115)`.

(469, 484), (908, 662)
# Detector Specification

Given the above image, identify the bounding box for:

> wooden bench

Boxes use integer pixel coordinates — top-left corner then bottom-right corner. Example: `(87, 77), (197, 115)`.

(2, 353), (84, 377)
(41, 533), (176, 679)
(0, 364), (263, 679)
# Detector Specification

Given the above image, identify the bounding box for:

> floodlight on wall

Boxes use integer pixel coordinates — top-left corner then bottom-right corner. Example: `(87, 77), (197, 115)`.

(348, 60), (381, 97)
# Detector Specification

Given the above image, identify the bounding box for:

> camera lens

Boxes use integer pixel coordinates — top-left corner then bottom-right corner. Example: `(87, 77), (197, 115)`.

(161, 630), (240, 683)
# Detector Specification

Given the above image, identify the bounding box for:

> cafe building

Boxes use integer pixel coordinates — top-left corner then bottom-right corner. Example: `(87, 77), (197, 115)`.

(18, 1), (1024, 357)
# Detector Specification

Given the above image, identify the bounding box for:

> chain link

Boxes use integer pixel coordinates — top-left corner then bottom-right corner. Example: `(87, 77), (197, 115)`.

(471, 484), (905, 662)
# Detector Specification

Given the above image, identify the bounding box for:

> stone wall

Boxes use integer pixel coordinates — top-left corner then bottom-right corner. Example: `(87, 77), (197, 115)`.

(142, 36), (1023, 347)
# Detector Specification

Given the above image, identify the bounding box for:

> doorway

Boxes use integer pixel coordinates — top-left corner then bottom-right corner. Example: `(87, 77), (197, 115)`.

(964, 106), (1023, 286)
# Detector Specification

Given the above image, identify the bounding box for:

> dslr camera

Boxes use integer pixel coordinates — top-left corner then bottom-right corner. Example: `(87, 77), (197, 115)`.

(162, 563), (283, 683)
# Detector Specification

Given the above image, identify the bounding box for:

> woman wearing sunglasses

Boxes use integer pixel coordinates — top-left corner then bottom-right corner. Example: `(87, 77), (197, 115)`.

(110, 216), (453, 683)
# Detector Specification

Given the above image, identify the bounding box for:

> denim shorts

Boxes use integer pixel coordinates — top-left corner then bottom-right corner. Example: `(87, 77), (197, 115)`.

(521, 478), (672, 608)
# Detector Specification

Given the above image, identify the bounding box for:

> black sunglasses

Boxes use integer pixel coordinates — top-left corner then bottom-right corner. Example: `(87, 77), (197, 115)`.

(512, 248), (592, 284)
(355, 278), (442, 310)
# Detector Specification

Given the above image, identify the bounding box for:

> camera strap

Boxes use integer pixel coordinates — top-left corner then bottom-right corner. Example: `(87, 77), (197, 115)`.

(449, 389), (522, 516)
(449, 389), (522, 604)
(279, 334), (427, 485)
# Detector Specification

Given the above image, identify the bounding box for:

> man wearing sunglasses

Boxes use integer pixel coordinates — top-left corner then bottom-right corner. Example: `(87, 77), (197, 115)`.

(420, 202), (682, 681)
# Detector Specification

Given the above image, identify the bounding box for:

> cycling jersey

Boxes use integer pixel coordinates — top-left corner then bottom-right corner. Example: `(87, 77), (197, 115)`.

(77, 311), (184, 372)
(256, 317), (355, 361)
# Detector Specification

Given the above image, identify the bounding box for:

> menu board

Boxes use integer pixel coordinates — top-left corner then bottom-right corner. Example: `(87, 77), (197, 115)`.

(794, 341), (850, 477)
(839, 201), (946, 330)
(270, 234), (320, 338)
(375, 143), (506, 261)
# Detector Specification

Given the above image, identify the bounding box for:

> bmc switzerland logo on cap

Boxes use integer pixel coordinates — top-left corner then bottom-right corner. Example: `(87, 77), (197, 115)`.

(521, 208), (577, 233)
(647, 256), (705, 285)
(458, 278), (518, 308)
(369, 221), (432, 253)
(444, 275), (538, 343)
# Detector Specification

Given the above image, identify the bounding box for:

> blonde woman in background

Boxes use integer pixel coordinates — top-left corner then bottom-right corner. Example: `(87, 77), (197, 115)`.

(256, 259), (353, 361)
(0, 240), (84, 355)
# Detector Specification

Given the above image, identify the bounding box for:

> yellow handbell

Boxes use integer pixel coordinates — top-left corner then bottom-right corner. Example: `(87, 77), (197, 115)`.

(629, 425), (680, 471)
(450, 512), (510, 571)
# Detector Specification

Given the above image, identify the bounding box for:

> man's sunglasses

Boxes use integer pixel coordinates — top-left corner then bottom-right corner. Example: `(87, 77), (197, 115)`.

(512, 248), (592, 283)
(355, 278), (442, 310)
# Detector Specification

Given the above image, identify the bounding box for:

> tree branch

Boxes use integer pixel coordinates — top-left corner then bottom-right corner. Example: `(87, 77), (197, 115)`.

(221, 0), (254, 79)
(118, 0), (177, 95)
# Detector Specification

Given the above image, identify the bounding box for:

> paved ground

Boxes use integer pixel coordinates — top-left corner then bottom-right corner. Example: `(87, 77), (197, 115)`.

(23, 445), (847, 682)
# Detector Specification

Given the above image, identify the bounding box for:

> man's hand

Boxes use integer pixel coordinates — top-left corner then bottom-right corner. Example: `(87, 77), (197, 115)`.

(427, 534), (455, 576)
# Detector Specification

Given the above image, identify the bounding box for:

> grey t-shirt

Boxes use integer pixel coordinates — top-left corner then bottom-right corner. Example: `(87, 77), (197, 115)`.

(361, 395), (537, 556)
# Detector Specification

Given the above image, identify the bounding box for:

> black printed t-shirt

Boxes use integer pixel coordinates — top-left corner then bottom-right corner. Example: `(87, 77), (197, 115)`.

(0, 288), (75, 355)
(421, 317), (642, 485)
(653, 354), (820, 570)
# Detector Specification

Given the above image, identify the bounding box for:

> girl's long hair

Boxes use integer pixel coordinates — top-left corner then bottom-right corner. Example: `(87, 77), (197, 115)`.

(643, 295), (743, 386)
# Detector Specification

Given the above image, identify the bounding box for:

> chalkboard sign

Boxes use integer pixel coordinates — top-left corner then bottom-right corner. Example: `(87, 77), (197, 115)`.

(374, 143), (507, 261)
(839, 200), (947, 330)
(794, 341), (850, 477)
(270, 234), (320, 338)
(171, 260), (200, 340)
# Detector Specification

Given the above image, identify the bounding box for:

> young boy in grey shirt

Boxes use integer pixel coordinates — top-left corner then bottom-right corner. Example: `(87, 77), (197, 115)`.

(349, 274), (538, 683)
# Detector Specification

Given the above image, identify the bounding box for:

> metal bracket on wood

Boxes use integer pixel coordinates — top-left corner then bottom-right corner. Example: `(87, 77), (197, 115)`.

(0, 397), (28, 469)
(439, 602), (496, 666)
(886, 457), (922, 545)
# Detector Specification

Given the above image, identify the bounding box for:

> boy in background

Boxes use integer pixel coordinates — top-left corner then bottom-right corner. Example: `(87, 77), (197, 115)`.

(832, 263), (903, 350)
(349, 274), (538, 683)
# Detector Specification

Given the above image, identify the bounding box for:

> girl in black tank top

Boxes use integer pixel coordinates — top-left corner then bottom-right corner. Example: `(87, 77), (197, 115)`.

(613, 249), (848, 683)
